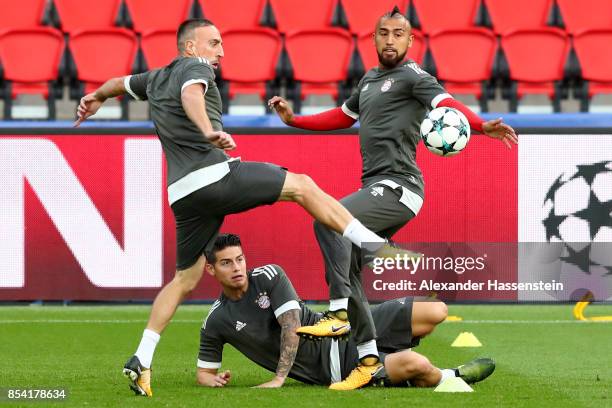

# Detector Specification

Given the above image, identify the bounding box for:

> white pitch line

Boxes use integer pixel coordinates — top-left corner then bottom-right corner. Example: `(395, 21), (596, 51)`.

(446, 319), (612, 324)
(0, 319), (610, 324)
(0, 319), (202, 324)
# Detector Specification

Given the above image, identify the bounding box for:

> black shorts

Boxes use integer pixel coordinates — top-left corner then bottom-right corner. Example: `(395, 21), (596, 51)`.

(171, 161), (287, 270)
(340, 297), (419, 378)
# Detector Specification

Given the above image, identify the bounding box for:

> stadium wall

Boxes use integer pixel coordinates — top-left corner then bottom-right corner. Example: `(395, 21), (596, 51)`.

(0, 127), (609, 301)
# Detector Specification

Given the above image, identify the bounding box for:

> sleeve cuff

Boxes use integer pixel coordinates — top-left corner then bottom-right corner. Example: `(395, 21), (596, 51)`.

(431, 93), (452, 109)
(197, 359), (221, 369)
(124, 75), (140, 100)
(181, 79), (209, 94)
(341, 103), (359, 120)
(274, 300), (301, 318)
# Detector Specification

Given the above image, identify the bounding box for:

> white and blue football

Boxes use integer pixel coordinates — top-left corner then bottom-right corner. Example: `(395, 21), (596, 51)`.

(420, 107), (471, 157)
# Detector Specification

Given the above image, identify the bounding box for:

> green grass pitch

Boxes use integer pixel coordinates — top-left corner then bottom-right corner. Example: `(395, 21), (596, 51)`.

(1, 304), (611, 407)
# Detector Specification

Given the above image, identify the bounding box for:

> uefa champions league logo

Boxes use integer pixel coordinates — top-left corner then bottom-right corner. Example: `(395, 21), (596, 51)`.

(541, 160), (612, 277)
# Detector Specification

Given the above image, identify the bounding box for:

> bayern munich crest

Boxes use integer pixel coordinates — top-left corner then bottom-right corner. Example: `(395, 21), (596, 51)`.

(381, 78), (394, 92)
(255, 292), (271, 309)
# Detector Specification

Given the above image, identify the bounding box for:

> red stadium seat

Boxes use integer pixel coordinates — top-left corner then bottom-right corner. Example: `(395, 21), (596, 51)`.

(428, 28), (496, 111)
(572, 29), (612, 112)
(199, 0), (266, 30)
(269, 0), (337, 32)
(124, 0), (192, 32)
(556, 0), (612, 34)
(0, 27), (64, 119)
(284, 29), (353, 113)
(357, 29), (425, 71)
(141, 30), (177, 70)
(0, 0), (46, 28)
(412, 0), (479, 33)
(53, 0), (122, 32)
(484, 0), (553, 34)
(342, 0), (408, 34)
(69, 29), (138, 119)
(219, 28), (282, 111)
(500, 28), (570, 112)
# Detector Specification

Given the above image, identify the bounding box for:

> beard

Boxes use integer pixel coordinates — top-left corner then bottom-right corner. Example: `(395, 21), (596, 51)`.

(377, 49), (407, 69)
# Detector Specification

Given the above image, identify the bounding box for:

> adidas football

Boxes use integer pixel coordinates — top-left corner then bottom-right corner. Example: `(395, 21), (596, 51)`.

(420, 107), (471, 157)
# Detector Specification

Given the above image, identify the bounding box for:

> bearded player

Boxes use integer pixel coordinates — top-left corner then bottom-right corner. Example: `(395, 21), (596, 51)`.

(269, 6), (517, 389)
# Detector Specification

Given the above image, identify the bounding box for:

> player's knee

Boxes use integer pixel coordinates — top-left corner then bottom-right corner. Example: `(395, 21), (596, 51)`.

(419, 302), (447, 336)
(293, 173), (317, 199)
(409, 355), (439, 388)
(184, 280), (199, 294)
(416, 355), (434, 374)
(396, 352), (429, 378)
(282, 172), (319, 203)
(300, 173), (317, 193)
(174, 267), (203, 293)
(410, 354), (433, 377)
(430, 302), (448, 325)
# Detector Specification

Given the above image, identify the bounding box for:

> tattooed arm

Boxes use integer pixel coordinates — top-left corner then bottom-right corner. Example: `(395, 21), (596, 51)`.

(254, 309), (301, 388)
(275, 309), (301, 379)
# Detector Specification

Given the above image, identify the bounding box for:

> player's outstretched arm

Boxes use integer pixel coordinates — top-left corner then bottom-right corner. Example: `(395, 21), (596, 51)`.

(268, 96), (356, 131)
(254, 309), (301, 388)
(197, 368), (231, 388)
(73, 77), (127, 127)
(482, 118), (518, 149)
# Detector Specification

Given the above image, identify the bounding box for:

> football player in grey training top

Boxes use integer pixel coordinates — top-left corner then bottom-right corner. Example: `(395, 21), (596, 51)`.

(74, 18), (407, 397)
(197, 233), (495, 389)
(269, 6), (517, 389)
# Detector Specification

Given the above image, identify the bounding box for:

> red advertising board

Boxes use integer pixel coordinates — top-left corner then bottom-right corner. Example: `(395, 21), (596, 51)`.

(0, 134), (517, 300)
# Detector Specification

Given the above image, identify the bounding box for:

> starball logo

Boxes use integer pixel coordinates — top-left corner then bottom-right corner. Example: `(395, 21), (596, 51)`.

(541, 161), (612, 276)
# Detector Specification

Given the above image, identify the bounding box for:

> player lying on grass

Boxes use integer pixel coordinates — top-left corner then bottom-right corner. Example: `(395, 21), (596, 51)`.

(196, 234), (495, 389)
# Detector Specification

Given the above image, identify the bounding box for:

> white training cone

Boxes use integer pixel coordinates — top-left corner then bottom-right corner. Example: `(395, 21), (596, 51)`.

(451, 332), (482, 347)
(434, 377), (474, 393)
